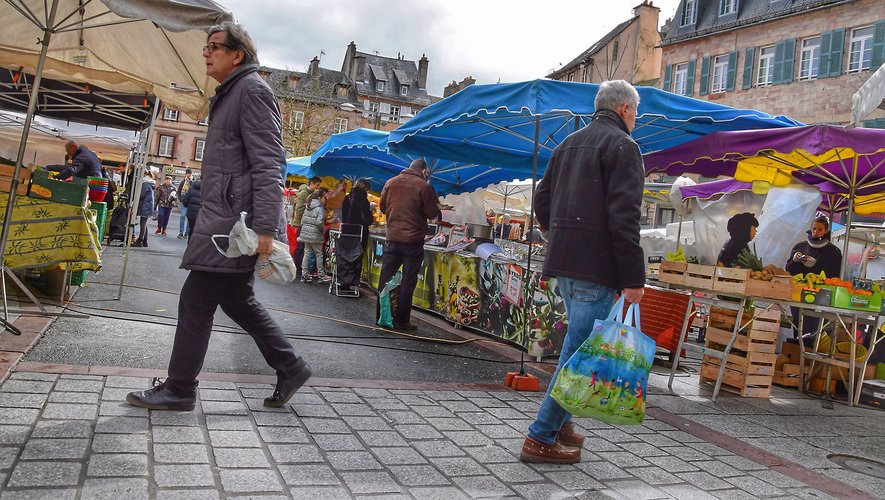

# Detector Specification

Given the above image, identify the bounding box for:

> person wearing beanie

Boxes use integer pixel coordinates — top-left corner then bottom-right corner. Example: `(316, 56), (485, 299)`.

(717, 212), (759, 267)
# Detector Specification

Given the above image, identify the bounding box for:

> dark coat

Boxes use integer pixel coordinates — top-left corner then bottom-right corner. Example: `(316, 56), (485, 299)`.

(181, 180), (202, 222)
(180, 63), (286, 273)
(379, 169), (440, 244)
(55, 146), (102, 180)
(785, 236), (842, 277)
(136, 178), (155, 217)
(342, 187), (372, 247)
(534, 109), (645, 290)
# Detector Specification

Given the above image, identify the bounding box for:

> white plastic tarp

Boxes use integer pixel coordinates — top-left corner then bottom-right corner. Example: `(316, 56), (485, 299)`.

(851, 62), (885, 125)
(687, 184), (821, 267)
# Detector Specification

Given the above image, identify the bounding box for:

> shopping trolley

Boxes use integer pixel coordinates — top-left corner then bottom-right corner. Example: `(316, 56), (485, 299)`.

(329, 223), (364, 297)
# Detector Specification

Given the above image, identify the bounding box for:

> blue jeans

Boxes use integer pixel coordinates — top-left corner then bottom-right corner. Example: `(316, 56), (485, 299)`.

(179, 205), (188, 235)
(527, 277), (616, 445)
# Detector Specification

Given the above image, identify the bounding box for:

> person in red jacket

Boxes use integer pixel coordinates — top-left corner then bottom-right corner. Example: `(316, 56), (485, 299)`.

(377, 159), (440, 331)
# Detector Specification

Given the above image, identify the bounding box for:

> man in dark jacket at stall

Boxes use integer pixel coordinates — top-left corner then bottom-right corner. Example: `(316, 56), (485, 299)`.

(520, 80), (646, 465)
(54, 140), (102, 180)
(127, 21), (311, 411)
(377, 159), (440, 331)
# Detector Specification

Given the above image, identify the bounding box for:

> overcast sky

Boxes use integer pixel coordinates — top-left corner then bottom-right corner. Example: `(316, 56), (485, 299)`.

(221, 0), (683, 97)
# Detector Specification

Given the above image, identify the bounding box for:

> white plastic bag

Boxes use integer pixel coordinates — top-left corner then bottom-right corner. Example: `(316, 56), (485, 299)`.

(255, 240), (298, 285)
(212, 211), (297, 285)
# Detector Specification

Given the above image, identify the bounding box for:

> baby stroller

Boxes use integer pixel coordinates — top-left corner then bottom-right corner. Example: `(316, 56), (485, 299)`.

(106, 193), (130, 246)
(328, 223), (363, 298)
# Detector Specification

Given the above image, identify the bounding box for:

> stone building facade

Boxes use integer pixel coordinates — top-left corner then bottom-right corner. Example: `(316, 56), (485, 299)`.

(145, 103), (208, 182)
(660, 0), (885, 125)
(547, 1), (663, 85)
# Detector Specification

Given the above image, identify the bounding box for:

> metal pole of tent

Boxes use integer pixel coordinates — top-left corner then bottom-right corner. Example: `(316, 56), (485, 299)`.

(520, 115), (541, 366)
(117, 97), (160, 299)
(0, 1), (61, 333)
(839, 159), (858, 280)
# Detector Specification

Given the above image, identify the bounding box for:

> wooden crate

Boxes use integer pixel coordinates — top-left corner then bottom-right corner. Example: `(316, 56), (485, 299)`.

(713, 267), (749, 295)
(700, 360), (773, 398)
(745, 276), (793, 301)
(705, 325), (778, 353)
(0, 164), (31, 196)
(684, 263), (715, 290)
(658, 261), (687, 285)
(772, 363), (800, 387)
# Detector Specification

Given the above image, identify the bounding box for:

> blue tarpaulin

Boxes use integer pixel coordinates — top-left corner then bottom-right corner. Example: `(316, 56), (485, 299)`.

(284, 156), (311, 178)
(388, 79), (803, 175)
(309, 128), (523, 196)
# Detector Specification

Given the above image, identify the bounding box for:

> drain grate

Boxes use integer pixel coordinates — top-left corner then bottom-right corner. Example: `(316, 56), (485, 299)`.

(828, 454), (885, 480)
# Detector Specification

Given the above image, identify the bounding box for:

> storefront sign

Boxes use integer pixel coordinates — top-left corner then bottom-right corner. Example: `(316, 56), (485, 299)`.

(504, 263), (523, 305)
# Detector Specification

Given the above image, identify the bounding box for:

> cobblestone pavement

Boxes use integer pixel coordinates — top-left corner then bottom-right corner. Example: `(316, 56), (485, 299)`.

(0, 365), (881, 499)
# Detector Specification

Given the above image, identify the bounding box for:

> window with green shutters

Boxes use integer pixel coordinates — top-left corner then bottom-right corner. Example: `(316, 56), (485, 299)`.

(726, 51), (738, 91)
(663, 64), (673, 92)
(742, 47), (755, 90)
(819, 28), (845, 78)
(686, 59), (696, 96)
(772, 38), (796, 85)
(872, 21), (885, 69)
(699, 56), (711, 96)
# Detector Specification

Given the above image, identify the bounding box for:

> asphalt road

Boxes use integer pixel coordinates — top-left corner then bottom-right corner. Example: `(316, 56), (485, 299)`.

(23, 212), (546, 386)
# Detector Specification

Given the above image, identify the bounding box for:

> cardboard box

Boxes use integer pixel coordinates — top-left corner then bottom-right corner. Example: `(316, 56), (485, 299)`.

(859, 379), (885, 409)
(28, 169), (88, 207)
(800, 285), (835, 306)
(831, 287), (882, 312)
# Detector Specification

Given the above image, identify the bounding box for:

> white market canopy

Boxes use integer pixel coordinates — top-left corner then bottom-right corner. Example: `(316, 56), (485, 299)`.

(851, 62), (885, 126)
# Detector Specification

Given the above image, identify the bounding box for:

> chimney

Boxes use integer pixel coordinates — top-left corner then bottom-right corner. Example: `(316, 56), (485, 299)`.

(353, 55), (366, 83)
(417, 54), (429, 90)
(633, 0), (659, 18)
(309, 56), (320, 77)
(341, 41), (356, 76)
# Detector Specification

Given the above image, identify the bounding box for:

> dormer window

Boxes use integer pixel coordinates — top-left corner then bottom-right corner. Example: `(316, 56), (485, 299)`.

(719, 0), (737, 16)
(400, 84), (409, 96)
(376, 81), (385, 92)
(288, 77), (298, 91)
(681, 0), (697, 26)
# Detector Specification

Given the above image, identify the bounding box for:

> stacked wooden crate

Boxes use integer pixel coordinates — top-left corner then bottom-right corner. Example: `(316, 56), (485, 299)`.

(700, 306), (780, 398)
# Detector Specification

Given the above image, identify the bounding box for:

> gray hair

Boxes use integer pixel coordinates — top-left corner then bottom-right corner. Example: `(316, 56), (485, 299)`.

(594, 80), (640, 113)
(208, 22), (258, 66)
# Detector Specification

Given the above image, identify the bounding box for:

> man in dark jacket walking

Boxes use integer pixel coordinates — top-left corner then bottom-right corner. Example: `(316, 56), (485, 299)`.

(127, 21), (311, 411)
(54, 140), (102, 180)
(520, 80), (646, 464)
(377, 159), (440, 331)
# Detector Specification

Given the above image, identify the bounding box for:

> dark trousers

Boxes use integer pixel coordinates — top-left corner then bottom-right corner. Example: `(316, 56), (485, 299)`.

(137, 216), (148, 242)
(157, 206), (173, 231)
(166, 270), (305, 395)
(377, 241), (424, 326)
(292, 226), (304, 276)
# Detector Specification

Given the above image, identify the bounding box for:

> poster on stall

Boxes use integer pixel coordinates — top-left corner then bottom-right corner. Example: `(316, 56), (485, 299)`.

(430, 252), (479, 326)
(504, 263), (523, 305)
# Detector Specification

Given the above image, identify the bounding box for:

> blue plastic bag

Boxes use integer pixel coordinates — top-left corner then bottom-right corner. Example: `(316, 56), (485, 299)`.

(550, 296), (656, 425)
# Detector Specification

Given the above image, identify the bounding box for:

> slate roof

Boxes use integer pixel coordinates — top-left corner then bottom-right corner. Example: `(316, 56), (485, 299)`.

(547, 18), (636, 79)
(259, 65), (357, 105)
(354, 51), (433, 105)
(662, 0), (854, 45)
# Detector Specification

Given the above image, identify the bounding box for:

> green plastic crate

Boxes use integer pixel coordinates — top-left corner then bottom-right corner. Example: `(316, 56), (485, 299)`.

(28, 169), (89, 207)
(831, 287), (882, 312)
(69, 270), (88, 286)
(89, 201), (107, 242)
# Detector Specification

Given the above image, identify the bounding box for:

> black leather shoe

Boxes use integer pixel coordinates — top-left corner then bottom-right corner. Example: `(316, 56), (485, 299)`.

(394, 321), (418, 331)
(126, 382), (196, 411)
(264, 361), (313, 407)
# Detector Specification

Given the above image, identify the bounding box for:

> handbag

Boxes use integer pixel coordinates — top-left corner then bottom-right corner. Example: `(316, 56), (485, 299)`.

(550, 296), (656, 425)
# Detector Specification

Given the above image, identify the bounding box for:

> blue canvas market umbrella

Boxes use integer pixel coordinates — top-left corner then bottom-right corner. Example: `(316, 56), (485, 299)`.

(284, 156), (312, 178)
(309, 128), (520, 196)
(388, 79), (802, 174)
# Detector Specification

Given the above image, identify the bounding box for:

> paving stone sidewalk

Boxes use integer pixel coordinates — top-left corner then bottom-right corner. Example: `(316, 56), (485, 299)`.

(0, 367), (882, 499)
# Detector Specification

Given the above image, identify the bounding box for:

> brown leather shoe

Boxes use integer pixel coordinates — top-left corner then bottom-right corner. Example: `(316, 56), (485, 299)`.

(557, 421), (585, 448)
(519, 437), (581, 464)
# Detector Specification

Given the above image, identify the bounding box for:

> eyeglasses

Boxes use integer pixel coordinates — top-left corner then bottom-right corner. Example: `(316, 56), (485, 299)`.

(202, 42), (231, 53)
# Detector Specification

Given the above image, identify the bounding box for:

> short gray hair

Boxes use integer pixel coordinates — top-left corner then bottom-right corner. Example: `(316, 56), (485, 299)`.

(208, 22), (258, 66)
(594, 80), (640, 113)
